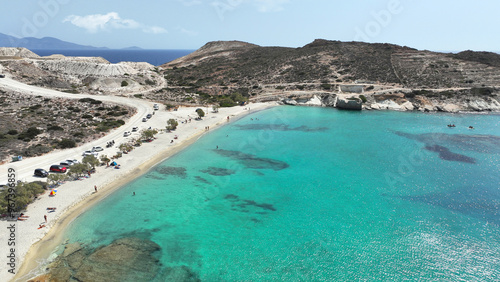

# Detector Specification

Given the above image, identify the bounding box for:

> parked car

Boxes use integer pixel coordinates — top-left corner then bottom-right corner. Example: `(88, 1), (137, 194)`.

(59, 161), (73, 168)
(0, 74), (5, 78)
(153, 104), (159, 110)
(146, 113), (152, 119)
(66, 159), (79, 165)
(123, 131), (131, 137)
(82, 150), (98, 157)
(34, 168), (48, 177)
(50, 165), (67, 173)
(92, 146), (104, 152)
(142, 117), (147, 122)
(132, 126), (138, 132)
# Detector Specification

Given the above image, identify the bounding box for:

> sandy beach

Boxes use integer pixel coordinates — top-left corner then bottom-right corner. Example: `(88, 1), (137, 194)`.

(0, 77), (276, 281)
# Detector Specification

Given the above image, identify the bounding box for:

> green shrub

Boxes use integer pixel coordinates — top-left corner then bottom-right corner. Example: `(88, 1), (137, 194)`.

(471, 87), (493, 96)
(7, 129), (18, 135)
(219, 97), (236, 107)
(59, 138), (77, 149)
(121, 80), (129, 87)
(0, 182), (45, 214)
(196, 108), (205, 118)
(21, 144), (52, 157)
(18, 127), (42, 141)
(167, 119), (178, 130)
(320, 83), (332, 90)
(79, 98), (101, 104)
(47, 125), (64, 131)
(359, 95), (367, 103)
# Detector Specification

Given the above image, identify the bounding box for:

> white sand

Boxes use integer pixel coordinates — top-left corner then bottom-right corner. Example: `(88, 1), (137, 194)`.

(0, 77), (276, 281)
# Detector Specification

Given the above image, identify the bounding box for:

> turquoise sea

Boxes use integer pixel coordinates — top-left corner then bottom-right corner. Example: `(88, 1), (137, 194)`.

(58, 107), (500, 281)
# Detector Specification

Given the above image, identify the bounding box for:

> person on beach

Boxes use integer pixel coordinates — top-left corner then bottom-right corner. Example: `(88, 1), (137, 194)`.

(94, 185), (97, 192)
(44, 215), (47, 222)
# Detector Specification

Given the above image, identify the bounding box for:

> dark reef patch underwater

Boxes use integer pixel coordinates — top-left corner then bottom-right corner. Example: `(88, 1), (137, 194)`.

(424, 144), (476, 163)
(235, 123), (329, 132)
(213, 149), (289, 170)
(200, 166), (236, 176)
(393, 130), (500, 163)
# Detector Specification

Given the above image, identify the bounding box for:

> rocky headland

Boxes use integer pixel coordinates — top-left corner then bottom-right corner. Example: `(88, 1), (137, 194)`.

(161, 39), (500, 113)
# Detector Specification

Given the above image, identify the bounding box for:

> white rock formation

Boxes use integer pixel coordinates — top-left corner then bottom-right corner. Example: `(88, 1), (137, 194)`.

(0, 47), (40, 59)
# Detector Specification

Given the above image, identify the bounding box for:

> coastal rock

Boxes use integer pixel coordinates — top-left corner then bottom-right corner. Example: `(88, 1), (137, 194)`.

(304, 95), (323, 106)
(438, 103), (460, 113)
(48, 237), (164, 282)
(321, 94), (337, 107)
(374, 100), (402, 110)
(401, 101), (415, 111)
(468, 99), (500, 111)
(336, 96), (362, 110)
(283, 98), (298, 105)
(419, 104), (436, 112)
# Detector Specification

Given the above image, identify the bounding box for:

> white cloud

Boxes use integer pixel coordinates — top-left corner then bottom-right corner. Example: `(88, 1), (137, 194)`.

(176, 27), (198, 36)
(253, 0), (290, 12)
(209, 0), (289, 18)
(177, 0), (202, 6)
(63, 12), (167, 34)
(144, 26), (169, 34)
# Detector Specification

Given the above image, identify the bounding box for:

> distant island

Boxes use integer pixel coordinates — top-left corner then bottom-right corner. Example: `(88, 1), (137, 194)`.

(0, 32), (141, 50)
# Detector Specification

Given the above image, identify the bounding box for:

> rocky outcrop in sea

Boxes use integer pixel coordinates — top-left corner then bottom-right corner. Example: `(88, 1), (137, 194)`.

(45, 237), (200, 281)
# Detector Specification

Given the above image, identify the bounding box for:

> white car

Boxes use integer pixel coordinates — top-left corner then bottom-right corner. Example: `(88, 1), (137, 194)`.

(92, 146), (104, 152)
(123, 131), (131, 137)
(59, 161), (73, 168)
(82, 151), (98, 157)
(132, 127), (138, 132)
(66, 159), (79, 165)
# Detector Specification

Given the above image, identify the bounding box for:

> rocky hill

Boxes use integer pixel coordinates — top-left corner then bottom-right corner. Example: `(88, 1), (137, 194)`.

(0, 48), (164, 95)
(159, 39), (500, 112)
(0, 47), (40, 59)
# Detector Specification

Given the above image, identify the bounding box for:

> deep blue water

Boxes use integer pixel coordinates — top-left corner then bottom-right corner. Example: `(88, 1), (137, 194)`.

(31, 49), (194, 66)
(57, 107), (500, 281)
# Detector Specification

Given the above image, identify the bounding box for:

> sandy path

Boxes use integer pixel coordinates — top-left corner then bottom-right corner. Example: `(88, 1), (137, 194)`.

(0, 77), (276, 281)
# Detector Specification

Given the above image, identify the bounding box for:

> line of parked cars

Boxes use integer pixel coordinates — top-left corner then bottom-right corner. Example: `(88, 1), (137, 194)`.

(34, 147), (103, 177)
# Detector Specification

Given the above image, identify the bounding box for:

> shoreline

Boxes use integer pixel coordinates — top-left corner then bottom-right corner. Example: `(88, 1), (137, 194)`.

(7, 102), (277, 282)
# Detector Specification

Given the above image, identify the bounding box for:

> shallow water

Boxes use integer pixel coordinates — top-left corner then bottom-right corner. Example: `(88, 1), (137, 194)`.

(60, 107), (500, 281)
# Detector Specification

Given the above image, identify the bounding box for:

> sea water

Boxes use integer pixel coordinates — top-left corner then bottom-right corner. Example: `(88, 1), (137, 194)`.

(31, 49), (195, 66)
(60, 107), (500, 281)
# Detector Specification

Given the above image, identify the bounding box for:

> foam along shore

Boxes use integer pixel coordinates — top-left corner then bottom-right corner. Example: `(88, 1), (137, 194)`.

(1, 102), (277, 282)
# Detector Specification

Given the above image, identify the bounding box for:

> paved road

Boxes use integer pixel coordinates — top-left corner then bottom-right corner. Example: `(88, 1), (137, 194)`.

(0, 77), (155, 184)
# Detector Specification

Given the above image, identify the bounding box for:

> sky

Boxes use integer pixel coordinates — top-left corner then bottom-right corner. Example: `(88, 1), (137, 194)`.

(1, 0), (499, 51)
